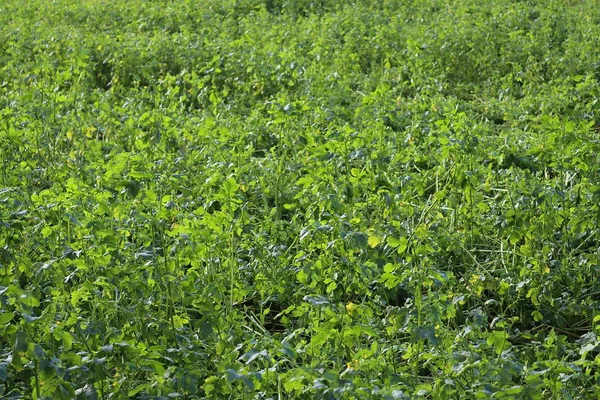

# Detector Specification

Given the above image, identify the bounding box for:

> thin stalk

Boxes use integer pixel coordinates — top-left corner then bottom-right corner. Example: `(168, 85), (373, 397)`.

(34, 360), (41, 399)
(414, 280), (423, 382)
(161, 227), (177, 341)
(338, 309), (347, 366)
(229, 229), (235, 308)
(274, 127), (285, 220)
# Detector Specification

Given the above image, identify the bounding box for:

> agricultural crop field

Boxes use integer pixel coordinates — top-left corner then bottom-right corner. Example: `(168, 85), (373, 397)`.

(2, 0), (600, 398)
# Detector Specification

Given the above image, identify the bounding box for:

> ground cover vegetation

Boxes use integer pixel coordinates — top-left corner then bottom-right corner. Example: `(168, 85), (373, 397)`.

(2, 0), (600, 398)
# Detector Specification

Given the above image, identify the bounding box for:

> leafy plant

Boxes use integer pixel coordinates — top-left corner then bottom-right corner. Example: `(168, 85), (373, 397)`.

(2, 0), (600, 398)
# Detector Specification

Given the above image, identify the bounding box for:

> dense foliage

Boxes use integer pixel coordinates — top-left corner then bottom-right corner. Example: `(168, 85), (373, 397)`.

(2, 0), (600, 398)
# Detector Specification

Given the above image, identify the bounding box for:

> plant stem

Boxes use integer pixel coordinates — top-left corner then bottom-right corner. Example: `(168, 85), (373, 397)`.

(34, 360), (41, 399)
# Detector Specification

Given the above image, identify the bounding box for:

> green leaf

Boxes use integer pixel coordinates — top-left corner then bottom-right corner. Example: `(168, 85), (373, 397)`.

(78, 384), (98, 399)
(178, 372), (199, 396)
(368, 235), (382, 248)
(348, 325), (378, 338)
(239, 349), (268, 365)
(487, 330), (509, 354)
(146, 359), (165, 375)
(20, 294), (40, 308)
(503, 386), (523, 395)
(14, 331), (28, 353)
(139, 111), (152, 123)
(295, 176), (314, 188)
(310, 333), (330, 347)
(39, 358), (57, 380)
(225, 369), (254, 390)
(24, 313), (41, 323)
(0, 363), (7, 381)
(352, 232), (368, 249)
(128, 383), (152, 397)
(509, 232), (521, 245)
(580, 342), (596, 357)
(284, 377), (305, 393)
(55, 380), (76, 400)
(0, 312), (13, 326)
(129, 171), (152, 179)
(303, 295), (330, 307)
(0, 390), (23, 399)
(32, 344), (45, 359)
(225, 368), (244, 382)
(100, 344), (114, 353)
(412, 325), (440, 346)
(56, 330), (73, 351)
(41, 226), (53, 238)
(280, 340), (296, 359)
(387, 236), (408, 253)
(381, 273), (403, 289)
(222, 177), (239, 196)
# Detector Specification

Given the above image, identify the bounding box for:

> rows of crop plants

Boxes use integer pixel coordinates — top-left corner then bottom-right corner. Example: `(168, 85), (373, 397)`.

(2, 0), (600, 398)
